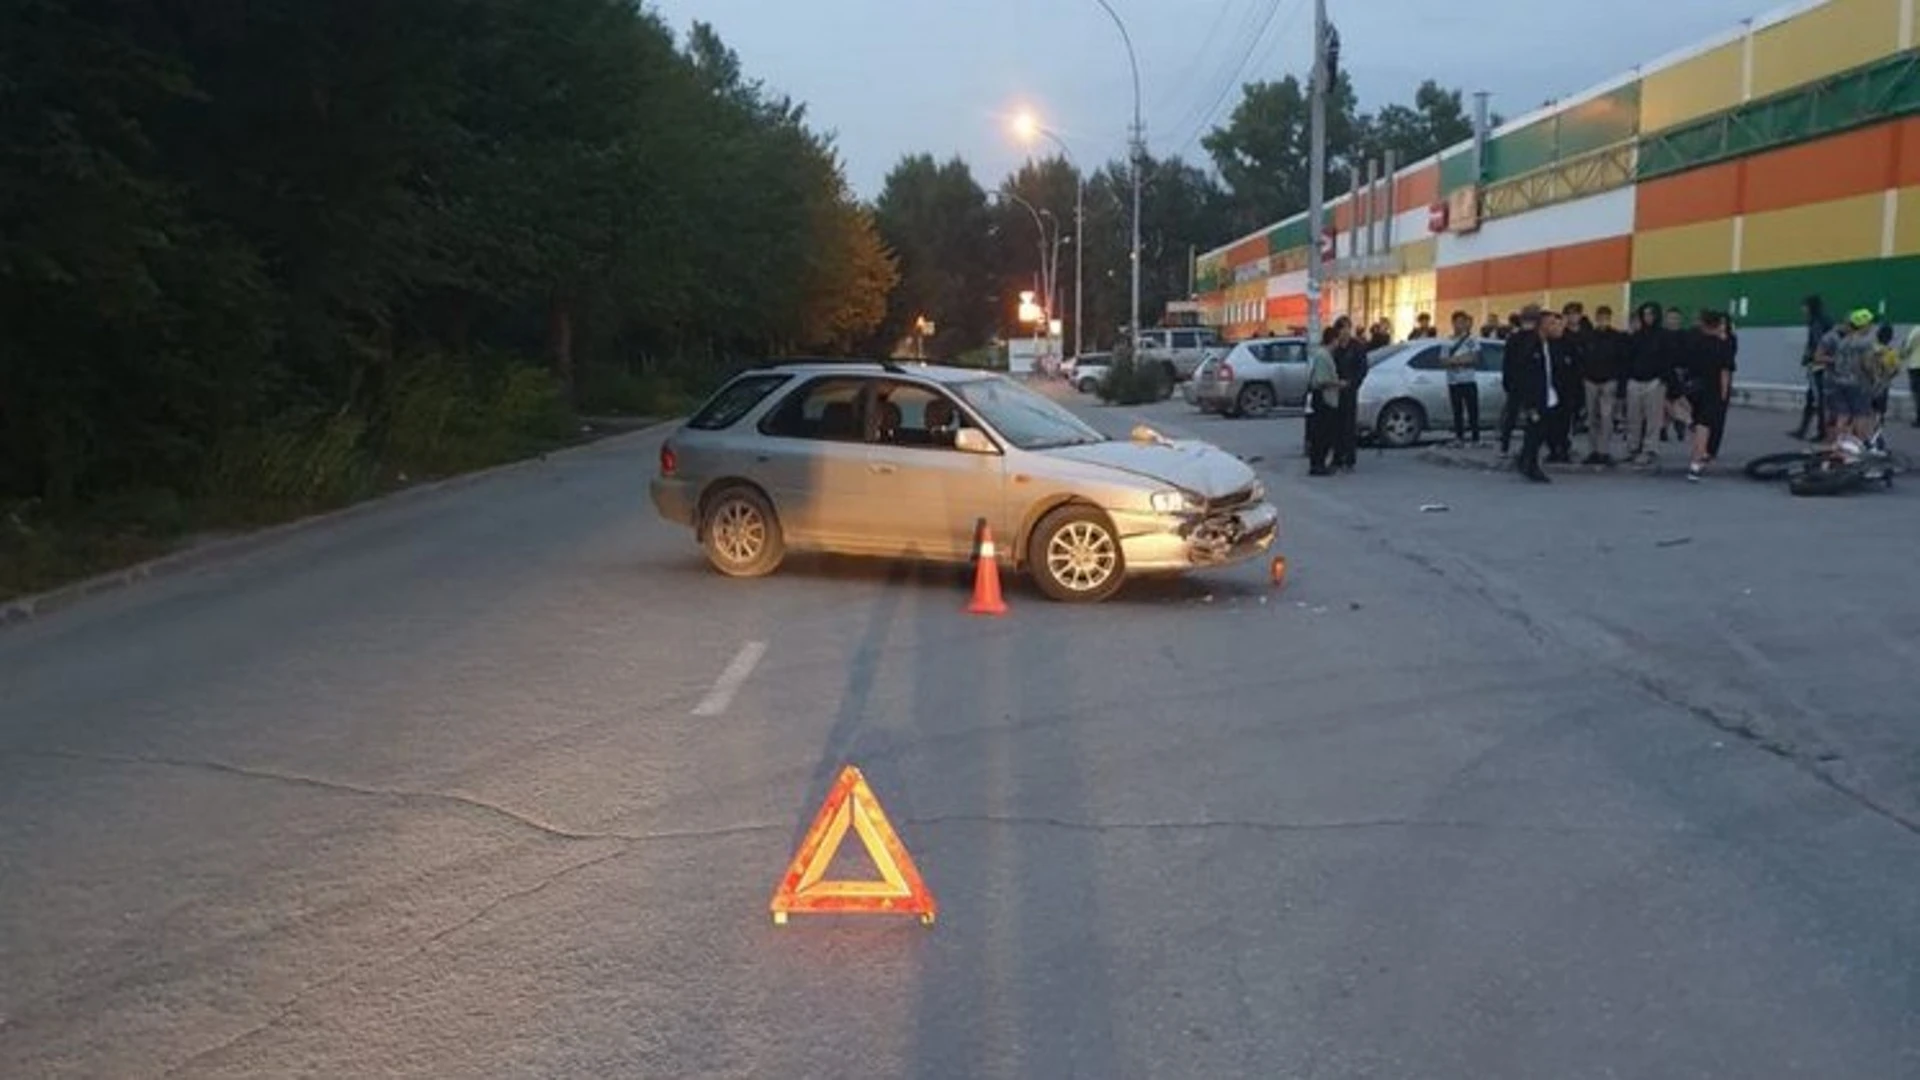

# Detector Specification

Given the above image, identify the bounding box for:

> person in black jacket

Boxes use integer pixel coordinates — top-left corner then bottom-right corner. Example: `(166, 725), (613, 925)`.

(1705, 317), (1739, 459)
(1498, 305), (1542, 455)
(1623, 301), (1670, 464)
(1510, 310), (1570, 482)
(1580, 305), (1629, 463)
(1548, 302), (1589, 461)
(1333, 316), (1369, 469)
(1683, 310), (1737, 480)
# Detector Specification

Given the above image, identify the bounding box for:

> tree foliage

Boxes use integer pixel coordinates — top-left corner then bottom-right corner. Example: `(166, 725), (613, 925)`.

(0, 1), (893, 524)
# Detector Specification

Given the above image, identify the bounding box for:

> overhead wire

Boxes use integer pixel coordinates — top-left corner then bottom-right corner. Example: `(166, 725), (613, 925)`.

(1155, 0), (1276, 156)
(1167, 0), (1309, 159)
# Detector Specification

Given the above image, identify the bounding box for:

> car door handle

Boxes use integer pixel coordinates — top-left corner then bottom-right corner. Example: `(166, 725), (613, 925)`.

(869, 462), (896, 475)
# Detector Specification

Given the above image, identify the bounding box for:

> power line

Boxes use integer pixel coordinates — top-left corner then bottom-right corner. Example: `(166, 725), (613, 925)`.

(1157, 0), (1275, 155)
(1169, 0), (1308, 159)
(1152, 0), (1253, 123)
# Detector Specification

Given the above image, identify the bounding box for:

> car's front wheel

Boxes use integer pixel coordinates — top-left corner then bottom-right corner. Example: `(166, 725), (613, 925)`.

(1077, 377), (1098, 393)
(1029, 505), (1125, 603)
(1375, 399), (1427, 448)
(701, 485), (785, 578)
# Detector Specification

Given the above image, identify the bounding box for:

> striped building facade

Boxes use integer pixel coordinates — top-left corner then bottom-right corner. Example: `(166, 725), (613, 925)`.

(1195, 0), (1920, 394)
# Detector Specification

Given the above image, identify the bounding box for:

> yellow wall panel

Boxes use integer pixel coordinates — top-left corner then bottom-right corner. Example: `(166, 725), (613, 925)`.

(1400, 237), (1438, 273)
(1742, 192), (1885, 270)
(1482, 291), (1546, 321)
(1633, 219), (1737, 279)
(1894, 187), (1920, 255)
(1751, 0), (1902, 99)
(1640, 41), (1744, 133)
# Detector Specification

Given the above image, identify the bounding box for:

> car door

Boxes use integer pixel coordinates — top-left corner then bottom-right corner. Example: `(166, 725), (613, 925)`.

(1401, 345), (1449, 418)
(753, 375), (884, 546)
(1264, 340), (1310, 403)
(860, 379), (1008, 561)
(1477, 340), (1510, 427)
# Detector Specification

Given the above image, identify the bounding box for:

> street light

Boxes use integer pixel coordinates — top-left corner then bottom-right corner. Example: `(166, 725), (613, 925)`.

(989, 189), (1056, 327)
(1091, 0), (1144, 351)
(1010, 110), (1085, 360)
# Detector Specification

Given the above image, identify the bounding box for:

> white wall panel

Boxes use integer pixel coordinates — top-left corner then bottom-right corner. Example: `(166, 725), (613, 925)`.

(1437, 187), (1636, 267)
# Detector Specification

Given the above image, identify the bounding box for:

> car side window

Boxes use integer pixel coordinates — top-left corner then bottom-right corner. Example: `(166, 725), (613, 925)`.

(1264, 342), (1306, 364)
(1172, 330), (1198, 350)
(868, 380), (970, 450)
(758, 376), (868, 442)
(1406, 346), (1447, 371)
(1478, 343), (1506, 372)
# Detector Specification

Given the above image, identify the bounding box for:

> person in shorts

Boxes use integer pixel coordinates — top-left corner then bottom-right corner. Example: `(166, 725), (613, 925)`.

(1827, 309), (1880, 442)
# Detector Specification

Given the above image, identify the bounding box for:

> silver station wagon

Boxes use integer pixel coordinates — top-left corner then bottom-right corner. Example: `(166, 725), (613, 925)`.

(651, 361), (1279, 602)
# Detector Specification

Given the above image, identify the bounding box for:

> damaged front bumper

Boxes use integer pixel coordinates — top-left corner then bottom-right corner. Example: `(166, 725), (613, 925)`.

(1113, 499), (1280, 574)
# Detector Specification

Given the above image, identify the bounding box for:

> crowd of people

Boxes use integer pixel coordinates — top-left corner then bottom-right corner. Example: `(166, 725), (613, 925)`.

(1301, 295), (1917, 483)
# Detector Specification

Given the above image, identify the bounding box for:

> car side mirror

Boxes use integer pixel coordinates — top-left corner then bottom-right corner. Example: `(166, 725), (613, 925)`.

(953, 427), (998, 454)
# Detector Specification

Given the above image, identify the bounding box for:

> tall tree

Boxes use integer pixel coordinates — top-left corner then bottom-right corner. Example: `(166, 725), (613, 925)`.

(870, 154), (993, 357)
(1352, 81), (1484, 171)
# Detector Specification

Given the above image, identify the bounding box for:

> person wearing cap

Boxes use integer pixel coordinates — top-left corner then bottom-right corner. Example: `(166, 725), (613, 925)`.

(1827, 308), (1880, 441)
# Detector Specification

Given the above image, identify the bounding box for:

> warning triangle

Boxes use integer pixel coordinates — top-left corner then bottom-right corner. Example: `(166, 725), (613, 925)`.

(770, 765), (937, 925)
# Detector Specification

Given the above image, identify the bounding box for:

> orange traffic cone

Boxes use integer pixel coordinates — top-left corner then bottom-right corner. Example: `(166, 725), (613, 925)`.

(968, 520), (1008, 616)
(1270, 555), (1288, 589)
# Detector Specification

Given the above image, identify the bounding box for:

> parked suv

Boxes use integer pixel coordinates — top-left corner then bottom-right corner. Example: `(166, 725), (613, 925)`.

(1193, 337), (1310, 417)
(1134, 327), (1226, 385)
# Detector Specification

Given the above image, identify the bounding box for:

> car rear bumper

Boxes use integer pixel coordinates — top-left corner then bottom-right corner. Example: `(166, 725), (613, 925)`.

(1113, 500), (1279, 573)
(650, 477), (698, 527)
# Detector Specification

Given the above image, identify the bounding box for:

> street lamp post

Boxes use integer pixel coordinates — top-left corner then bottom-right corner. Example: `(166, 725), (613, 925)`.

(1012, 113), (1086, 360)
(991, 189), (1056, 338)
(1092, 0), (1144, 348)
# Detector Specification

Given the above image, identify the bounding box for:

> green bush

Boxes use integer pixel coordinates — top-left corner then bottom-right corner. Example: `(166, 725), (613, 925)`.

(199, 413), (377, 520)
(1096, 356), (1170, 406)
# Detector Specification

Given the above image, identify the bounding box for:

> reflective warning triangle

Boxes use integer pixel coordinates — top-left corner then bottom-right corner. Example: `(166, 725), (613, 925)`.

(770, 765), (936, 925)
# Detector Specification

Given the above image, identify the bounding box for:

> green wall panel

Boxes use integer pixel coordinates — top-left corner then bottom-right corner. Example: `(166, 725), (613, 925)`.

(1487, 120), (1556, 182)
(1633, 254), (1920, 327)
(1267, 218), (1308, 252)
(1557, 83), (1641, 158)
(1439, 148), (1478, 193)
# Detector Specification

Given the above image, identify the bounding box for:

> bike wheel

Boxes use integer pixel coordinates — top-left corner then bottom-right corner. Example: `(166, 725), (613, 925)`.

(1788, 464), (1868, 497)
(1745, 451), (1815, 482)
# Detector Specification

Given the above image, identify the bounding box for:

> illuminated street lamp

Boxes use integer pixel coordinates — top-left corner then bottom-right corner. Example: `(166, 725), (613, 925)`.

(1010, 109), (1084, 359)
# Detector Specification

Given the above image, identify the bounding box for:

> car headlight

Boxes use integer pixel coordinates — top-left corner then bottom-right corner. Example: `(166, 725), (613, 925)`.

(1149, 490), (1201, 514)
(1248, 481), (1266, 503)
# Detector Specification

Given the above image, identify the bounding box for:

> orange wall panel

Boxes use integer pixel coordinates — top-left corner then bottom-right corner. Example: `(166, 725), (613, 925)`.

(1548, 236), (1633, 289)
(1895, 116), (1920, 187)
(1485, 251), (1551, 295)
(1437, 262), (1486, 301)
(1333, 200), (1355, 231)
(1636, 160), (1741, 231)
(1395, 166), (1441, 213)
(1226, 236), (1267, 266)
(1741, 123), (1896, 215)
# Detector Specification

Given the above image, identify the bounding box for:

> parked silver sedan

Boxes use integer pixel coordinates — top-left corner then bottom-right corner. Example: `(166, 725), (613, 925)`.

(1193, 337), (1310, 417)
(651, 361), (1279, 602)
(1356, 338), (1510, 448)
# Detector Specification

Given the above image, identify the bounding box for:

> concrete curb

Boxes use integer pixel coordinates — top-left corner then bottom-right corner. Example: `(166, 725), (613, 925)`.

(0, 419), (672, 628)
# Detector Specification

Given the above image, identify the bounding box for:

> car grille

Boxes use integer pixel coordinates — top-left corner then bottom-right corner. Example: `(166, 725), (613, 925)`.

(1204, 486), (1257, 514)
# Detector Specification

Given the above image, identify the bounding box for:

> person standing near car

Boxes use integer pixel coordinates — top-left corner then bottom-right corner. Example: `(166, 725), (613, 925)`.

(1443, 310), (1482, 446)
(1498, 305), (1543, 456)
(1511, 310), (1566, 483)
(1411, 312), (1438, 339)
(1333, 317), (1369, 470)
(1305, 327), (1345, 476)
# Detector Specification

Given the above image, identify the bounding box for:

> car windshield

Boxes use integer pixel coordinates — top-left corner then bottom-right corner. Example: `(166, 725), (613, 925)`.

(953, 377), (1106, 450)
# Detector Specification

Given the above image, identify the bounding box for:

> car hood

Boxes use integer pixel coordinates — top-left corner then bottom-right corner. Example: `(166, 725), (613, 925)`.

(1043, 438), (1255, 498)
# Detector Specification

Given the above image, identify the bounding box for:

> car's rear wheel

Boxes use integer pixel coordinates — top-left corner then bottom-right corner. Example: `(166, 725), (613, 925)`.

(1029, 505), (1125, 603)
(701, 485), (784, 578)
(1077, 376), (1098, 393)
(1236, 382), (1276, 418)
(1375, 399), (1426, 448)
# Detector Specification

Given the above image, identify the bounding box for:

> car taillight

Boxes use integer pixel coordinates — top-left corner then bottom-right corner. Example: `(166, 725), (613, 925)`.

(659, 442), (678, 477)
(1217, 362), (1234, 381)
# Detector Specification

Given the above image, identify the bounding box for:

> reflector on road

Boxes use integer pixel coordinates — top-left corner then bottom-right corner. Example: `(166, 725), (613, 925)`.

(770, 765), (936, 926)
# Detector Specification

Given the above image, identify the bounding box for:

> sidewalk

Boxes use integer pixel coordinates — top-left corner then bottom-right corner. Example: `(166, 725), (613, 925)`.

(1413, 404), (1902, 478)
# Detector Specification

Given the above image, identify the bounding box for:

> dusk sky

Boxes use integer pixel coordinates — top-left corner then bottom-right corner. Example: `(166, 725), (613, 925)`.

(647, 0), (1786, 198)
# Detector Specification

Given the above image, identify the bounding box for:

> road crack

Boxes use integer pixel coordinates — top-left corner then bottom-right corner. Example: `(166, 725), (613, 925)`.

(1, 748), (785, 845)
(905, 813), (1692, 838)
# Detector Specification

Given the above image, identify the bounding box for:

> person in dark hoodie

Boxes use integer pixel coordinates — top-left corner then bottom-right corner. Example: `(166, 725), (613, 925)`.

(1333, 316), (1370, 469)
(1498, 305), (1543, 455)
(1548, 302), (1589, 462)
(1792, 295), (1834, 440)
(1580, 304), (1629, 464)
(1623, 301), (1670, 465)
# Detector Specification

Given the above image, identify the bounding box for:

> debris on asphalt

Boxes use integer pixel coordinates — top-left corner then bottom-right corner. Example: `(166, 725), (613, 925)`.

(1655, 536), (1693, 548)
(1419, 503), (1450, 513)
(1349, 601), (1363, 611)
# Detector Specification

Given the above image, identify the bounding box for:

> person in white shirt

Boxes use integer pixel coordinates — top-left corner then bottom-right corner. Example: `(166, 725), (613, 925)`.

(1442, 310), (1482, 445)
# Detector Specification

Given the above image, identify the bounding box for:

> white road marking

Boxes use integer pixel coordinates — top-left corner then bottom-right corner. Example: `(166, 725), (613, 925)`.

(692, 641), (767, 716)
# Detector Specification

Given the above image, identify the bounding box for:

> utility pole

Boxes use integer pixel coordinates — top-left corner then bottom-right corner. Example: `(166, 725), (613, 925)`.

(1306, 0), (1331, 346)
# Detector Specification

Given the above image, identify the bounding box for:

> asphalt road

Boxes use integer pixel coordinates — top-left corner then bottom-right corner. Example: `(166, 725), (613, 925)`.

(2, 389), (1918, 1079)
